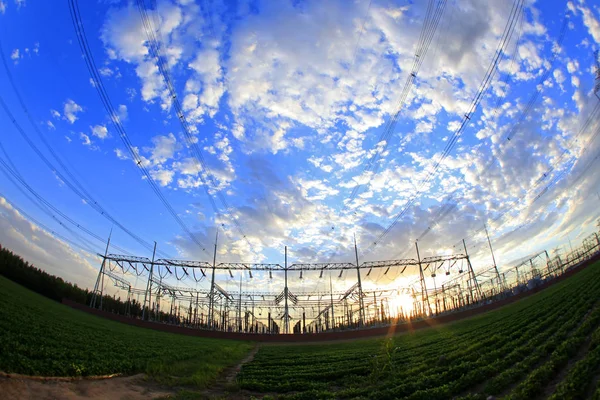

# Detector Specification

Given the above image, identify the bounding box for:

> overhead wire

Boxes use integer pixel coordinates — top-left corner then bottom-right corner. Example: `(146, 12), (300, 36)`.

(0, 191), (99, 255)
(451, 101), (600, 254)
(365, 0), (527, 255)
(0, 151), (132, 255)
(418, 11), (576, 254)
(340, 0), (448, 216)
(0, 40), (170, 258)
(315, 0), (448, 265)
(68, 0), (208, 257)
(134, 0), (258, 256)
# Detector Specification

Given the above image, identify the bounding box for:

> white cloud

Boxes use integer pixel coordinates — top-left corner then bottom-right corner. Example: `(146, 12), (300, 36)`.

(151, 168), (175, 186)
(577, 3), (600, 45)
(63, 99), (83, 124)
(118, 104), (128, 121)
(114, 148), (129, 160)
(9, 43), (39, 64)
(148, 133), (178, 165)
(10, 48), (20, 63)
(14, 0), (24, 9)
(0, 1), (6, 14)
(0, 197), (99, 288)
(99, 66), (114, 76)
(90, 124), (109, 139)
(24, 0), (592, 273)
(415, 120), (434, 134)
(571, 75), (580, 88)
(101, 1), (193, 110)
(46, 121), (55, 130)
(553, 68), (565, 84)
(79, 132), (92, 146)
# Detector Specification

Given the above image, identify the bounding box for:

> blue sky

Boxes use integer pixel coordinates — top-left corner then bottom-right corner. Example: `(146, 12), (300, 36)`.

(0, 0), (599, 295)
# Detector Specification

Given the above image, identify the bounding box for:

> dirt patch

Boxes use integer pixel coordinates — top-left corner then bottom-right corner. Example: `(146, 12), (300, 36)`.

(0, 347), (262, 400)
(223, 344), (261, 385)
(0, 373), (174, 400)
(195, 344), (262, 399)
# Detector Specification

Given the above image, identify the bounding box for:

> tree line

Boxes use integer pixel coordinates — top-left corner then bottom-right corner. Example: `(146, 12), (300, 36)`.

(0, 244), (137, 315)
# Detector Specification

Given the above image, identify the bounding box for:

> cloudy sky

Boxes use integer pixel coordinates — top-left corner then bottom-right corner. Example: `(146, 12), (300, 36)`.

(0, 0), (599, 295)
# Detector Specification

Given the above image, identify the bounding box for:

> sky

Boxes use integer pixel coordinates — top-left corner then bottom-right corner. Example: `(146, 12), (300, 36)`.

(0, 0), (600, 298)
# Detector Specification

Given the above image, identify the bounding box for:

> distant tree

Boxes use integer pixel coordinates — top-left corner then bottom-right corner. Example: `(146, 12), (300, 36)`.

(0, 243), (124, 313)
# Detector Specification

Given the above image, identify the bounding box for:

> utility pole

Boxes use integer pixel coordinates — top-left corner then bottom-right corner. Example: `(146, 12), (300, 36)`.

(484, 224), (501, 287)
(568, 235), (574, 255)
(415, 241), (431, 316)
(91, 228), (112, 308)
(463, 239), (481, 300)
(208, 229), (218, 329)
(329, 273), (335, 330)
(544, 250), (552, 276)
(284, 246), (289, 334)
(142, 241), (157, 321)
(238, 273), (243, 332)
(156, 266), (163, 322)
(354, 234), (366, 326)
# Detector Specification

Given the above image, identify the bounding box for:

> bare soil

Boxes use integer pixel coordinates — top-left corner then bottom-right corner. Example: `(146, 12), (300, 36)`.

(0, 373), (174, 400)
(0, 345), (262, 400)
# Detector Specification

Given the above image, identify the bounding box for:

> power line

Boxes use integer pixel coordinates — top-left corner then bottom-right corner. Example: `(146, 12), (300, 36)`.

(68, 0), (209, 256)
(0, 191), (99, 255)
(0, 39), (170, 258)
(451, 102), (600, 252)
(365, 0), (528, 254)
(134, 0), (258, 256)
(0, 146), (132, 255)
(340, 0), (448, 216)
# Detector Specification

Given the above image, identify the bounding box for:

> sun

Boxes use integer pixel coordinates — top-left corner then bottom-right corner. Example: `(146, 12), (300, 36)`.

(387, 293), (415, 319)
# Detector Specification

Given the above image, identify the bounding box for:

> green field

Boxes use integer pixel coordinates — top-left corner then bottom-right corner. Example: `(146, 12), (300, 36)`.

(238, 262), (600, 399)
(0, 275), (253, 388)
(2, 264), (600, 399)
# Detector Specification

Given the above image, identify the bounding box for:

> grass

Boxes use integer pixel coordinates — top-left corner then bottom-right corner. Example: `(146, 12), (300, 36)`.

(237, 261), (600, 399)
(3, 262), (600, 399)
(0, 275), (253, 388)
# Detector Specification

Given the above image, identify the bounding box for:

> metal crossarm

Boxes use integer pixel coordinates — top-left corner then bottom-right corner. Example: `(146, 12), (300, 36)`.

(360, 258), (418, 269)
(289, 262), (356, 271)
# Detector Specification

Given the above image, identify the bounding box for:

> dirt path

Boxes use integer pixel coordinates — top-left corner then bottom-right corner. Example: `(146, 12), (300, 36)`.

(198, 344), (262, 399)
(223, 344), (260, 385)
(0, 373), (174, 400)
(0, 346), (262, 400)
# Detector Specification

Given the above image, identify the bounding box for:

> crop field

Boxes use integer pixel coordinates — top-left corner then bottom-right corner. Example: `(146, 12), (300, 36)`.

(2, 264), (600, 399)
(239, 262), (600, 399)
(0, 276), (253, 388)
